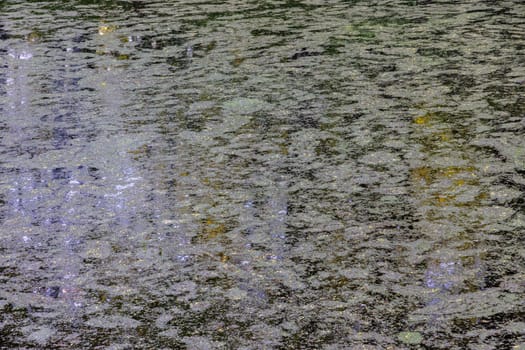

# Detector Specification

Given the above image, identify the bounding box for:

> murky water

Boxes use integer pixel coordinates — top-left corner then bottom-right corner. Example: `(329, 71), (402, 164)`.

(1, 1), (524, 349)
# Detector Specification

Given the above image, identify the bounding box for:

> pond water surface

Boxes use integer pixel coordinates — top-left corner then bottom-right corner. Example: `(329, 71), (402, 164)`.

(1, 1), (524, 349)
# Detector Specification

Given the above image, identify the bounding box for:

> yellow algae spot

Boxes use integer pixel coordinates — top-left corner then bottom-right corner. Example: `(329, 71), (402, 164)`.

(453, 179), (466, 187)
(206, 40), (217, 52)
(442, 167), (459, 177)
(435, 194), (455, 205)
(101, 81), (107, 87)
(98, 25), (117, 36)
(475, 191), (489, 201)
(218, 252), (230, 263)
(413, 113), (431, 125)
(410, 166), (433, 184)
(116, 54), (130, 60)
(231, 57), (245, 67)
(331, 277), (350, 288)
(436, 196), (447, 204)
(198, 91), (214, 101)
(439, 132), (451, 142)
(414, 116), (427, 125)
(180, 171), (190, 177)
(440, 165), (477, 178)
(411, 166), (479, 187)
(457, 241), (476, 250)
(211, 181), (223, 191)
(200, 217), (227, 240)
(128, 144), (151, 159)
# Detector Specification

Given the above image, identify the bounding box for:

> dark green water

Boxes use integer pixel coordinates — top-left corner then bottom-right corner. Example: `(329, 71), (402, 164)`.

(1, 1), (524, 349)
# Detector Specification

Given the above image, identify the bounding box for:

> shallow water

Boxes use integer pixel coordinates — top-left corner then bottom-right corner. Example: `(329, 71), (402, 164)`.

(1, 1), (524, 349)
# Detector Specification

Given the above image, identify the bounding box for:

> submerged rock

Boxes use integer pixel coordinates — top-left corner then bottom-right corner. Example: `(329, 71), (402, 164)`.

(37, 286), (60, 299)
(222, 97), (270, 115)
(290, 48), (321, 60)
(25, 326), (55, 346)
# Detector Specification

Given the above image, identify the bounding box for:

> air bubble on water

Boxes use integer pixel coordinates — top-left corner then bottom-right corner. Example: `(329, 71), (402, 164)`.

(9, 50), (33, 60)
(63, 273), (76, 280)
(176, 255), (191, 262)
(267, 255), (282, 261)
(116, 183), (135, 190)
(19, 52), (32, 60)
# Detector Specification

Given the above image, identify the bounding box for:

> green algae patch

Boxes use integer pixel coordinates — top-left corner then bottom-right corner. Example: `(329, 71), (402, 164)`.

(397, 331), (423, 345)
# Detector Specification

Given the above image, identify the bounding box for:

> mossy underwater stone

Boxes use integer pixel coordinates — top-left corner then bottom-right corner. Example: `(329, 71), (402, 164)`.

(222, 97), (269, 115)
(397, 331), (423, 345)
(218, 97), (271, 133)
